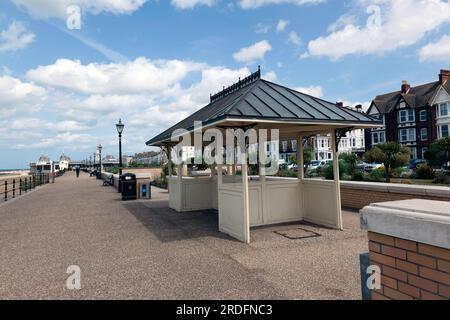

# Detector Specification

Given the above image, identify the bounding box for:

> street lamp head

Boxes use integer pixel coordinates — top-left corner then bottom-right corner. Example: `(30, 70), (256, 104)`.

(116, 118), (125, 135)
(97, 144), (102, 152)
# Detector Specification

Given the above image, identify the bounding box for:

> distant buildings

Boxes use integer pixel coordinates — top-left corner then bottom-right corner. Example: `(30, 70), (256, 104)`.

(131, 151), (168, 166)
(365, 69), (450, 159)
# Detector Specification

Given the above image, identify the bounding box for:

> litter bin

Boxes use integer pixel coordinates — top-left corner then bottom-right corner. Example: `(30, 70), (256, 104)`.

(120, 173), (137, 201)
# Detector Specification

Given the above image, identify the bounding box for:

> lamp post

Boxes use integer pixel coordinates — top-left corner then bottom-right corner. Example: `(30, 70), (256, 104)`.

(93, 152), (96, 171)
(97, 144), (102, 175)
(116, 119), (125, 176)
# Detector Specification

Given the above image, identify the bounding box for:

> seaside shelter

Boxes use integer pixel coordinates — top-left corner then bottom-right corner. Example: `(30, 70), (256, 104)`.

(146, 68), (381, 243)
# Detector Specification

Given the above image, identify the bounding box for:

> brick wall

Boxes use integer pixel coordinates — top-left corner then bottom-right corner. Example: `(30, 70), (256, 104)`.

(368, 231), (450, 300)
(341, 181), (450, 210)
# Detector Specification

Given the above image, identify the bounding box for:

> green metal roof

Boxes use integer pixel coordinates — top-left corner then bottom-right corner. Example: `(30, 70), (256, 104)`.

(147, 70), (379, 146)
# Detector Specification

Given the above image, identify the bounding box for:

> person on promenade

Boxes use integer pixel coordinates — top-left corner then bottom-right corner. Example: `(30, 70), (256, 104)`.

(75, 166), (80, 178)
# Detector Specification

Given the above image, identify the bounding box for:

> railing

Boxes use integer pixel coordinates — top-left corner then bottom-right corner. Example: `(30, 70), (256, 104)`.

(0, 174), (50, 202)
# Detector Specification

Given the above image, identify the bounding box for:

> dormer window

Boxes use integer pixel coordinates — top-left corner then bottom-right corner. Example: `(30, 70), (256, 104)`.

(399, 109), (415, 123)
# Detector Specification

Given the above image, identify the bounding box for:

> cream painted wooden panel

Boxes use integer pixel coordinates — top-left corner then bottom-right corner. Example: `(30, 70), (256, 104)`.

(182, 179), (213, 211)
(211, 177), (218, 210)
(266, 182), (302, 224)
(218, 189), (246, 242)
(249, 186), (263, 226)
(302, 179), (339, 228)
(168, 177), (182, 212)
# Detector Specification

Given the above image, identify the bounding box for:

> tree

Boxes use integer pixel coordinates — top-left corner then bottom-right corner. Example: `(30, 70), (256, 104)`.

(339, 152), (358, 172)
(364, 142), (410, 183)
(425, 137), (450, 168)
(286, 146), (313, 174)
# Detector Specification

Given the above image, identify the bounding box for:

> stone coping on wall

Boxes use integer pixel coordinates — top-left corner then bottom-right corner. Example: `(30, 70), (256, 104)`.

(341, 181), (450, 199)
(361, 199), (450, 250)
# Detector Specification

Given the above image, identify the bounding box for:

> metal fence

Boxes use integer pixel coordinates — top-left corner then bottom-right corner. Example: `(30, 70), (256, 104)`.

(0, 174), (50, 202)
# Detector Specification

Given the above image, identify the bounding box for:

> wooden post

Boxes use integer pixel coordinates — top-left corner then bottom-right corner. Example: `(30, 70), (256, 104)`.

(330, 130), (343, 230)
(297, 134), (304, 180)
(217, 164), (223, 185)
(242, 153), (250, 244)
(167, 146), (172, 177)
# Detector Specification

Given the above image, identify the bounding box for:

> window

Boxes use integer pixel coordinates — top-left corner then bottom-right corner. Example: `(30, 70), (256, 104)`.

(399, 109), (415, 123)
(439, 124), (449, 138)
(372, 131), (385, 145)
(282, 141), (288, 152)
(420, 110), (427, 122)
(291, 140), (297, 152)
(439, 103), (449, 117)
(399, 128), (416, 142)
(420, 128), (428, 141)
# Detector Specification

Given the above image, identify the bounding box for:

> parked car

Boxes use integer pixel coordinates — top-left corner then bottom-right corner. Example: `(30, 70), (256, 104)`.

(364, 163), (383, 172)
(408, 159), (428, 170)
(308, 159), (332, 171)
(287, 163), (298, 171)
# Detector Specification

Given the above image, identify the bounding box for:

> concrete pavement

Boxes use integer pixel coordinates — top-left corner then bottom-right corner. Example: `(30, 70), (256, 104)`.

(0, 171), (368, 299)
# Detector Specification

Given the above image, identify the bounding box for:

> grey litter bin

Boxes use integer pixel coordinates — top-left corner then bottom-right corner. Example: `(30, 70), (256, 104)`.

(120, 173), (137, 201)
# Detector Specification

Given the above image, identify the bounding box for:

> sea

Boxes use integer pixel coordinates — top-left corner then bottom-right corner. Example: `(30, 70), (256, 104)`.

(0, 169), (29, 177)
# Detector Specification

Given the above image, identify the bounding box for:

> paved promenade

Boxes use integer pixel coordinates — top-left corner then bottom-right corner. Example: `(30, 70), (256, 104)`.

(0, 172), (368, 299)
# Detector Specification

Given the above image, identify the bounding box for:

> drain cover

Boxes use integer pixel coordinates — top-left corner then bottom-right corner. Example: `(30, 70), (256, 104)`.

(274, 228), (321, 240)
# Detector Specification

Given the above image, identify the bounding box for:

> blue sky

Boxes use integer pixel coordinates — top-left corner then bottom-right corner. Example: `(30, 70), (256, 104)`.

(1, 0), (450, 168)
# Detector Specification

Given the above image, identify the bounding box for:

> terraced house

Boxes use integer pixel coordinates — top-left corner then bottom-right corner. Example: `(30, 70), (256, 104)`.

(365, 69), (450, 159)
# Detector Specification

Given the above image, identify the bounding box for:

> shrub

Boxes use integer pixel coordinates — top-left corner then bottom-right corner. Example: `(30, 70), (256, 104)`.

(364, 170), (386, 182)
(324, 161), (348, 180)
(414, 163), (434, 180)
(390, 167), (404, 178)
(351, 171), (364, 181)
(433, 171), (449, 185)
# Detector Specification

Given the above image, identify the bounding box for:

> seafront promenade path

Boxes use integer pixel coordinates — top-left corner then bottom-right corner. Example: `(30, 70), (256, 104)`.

(0, 171), (368, 299)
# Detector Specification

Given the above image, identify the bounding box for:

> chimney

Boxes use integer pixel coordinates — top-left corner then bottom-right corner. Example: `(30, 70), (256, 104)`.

(401, 80), (410, 94)
(439, 69), (450, 85)
(355, 104), (363, 112)
(336, 102), (344, 108)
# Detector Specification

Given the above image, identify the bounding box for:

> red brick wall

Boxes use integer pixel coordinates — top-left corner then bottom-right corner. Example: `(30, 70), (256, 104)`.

(341, 185), (450, 210)
(368, 231), (450, 300)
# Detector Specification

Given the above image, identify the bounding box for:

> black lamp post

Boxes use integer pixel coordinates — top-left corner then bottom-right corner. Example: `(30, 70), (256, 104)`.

(116, 119), (125, 176)
(93, 152), (96, 171)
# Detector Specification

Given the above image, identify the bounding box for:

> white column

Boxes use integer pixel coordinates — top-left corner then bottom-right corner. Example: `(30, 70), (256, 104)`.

(297, 134), (304, 180)
(241, 153), (250, 244)
(330, 130), (343, 230)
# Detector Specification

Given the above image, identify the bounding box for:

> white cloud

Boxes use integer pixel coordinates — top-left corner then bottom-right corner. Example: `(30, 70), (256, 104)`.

(0, 75), (46, 106)
(0, 21), (35, 52)
(171, 0), (216, 9)
(3, 58), (256, 152)
(306, 0), (450, 60)
(294, 85), (323, 98)
(239, 0), (325, 9)
(276, 19), (289, 32)
(263, 70), (277, 82)
(287, 31), (301, 46)
(12, 0), (147, 19)
(233, 40), (272, 63)
(419, 35), (450, 63)
(327, 14), (357, 32)
(26, 57), (205, 94)
(255, 22), (272, 34)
